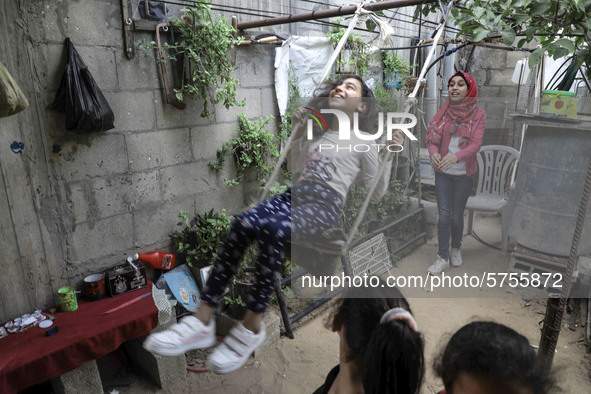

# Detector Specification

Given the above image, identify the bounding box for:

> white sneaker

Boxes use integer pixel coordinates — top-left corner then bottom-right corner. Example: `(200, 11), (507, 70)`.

(450, 248), (463, 267)
(428, 255), (450, 275)
(208, 322), (266, 374)
(143, 315), (216, 356)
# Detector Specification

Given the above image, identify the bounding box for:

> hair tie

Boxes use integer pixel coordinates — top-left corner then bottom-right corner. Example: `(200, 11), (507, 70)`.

(380, 307), (418, 332)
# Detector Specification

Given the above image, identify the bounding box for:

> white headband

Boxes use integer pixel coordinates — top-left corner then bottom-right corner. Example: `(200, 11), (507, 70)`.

(380, 307), (418, 332)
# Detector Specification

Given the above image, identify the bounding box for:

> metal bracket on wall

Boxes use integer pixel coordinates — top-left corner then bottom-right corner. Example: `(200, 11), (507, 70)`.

(120, 0), (135, 59)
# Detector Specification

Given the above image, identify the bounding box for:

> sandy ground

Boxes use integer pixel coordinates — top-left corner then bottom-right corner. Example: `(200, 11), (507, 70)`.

(113, 214), (591, 394)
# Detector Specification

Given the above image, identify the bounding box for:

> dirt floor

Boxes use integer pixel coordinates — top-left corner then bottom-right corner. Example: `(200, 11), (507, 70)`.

(111, 214), (591, 394)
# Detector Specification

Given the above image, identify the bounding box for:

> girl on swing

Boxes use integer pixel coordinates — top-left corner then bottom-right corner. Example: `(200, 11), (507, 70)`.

(144, 74), (404, 374)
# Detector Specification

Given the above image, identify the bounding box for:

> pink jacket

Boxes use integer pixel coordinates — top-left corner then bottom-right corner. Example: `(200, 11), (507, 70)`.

(427, 108), (486, 176)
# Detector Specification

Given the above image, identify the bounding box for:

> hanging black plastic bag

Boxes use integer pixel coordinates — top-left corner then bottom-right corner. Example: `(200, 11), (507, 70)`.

(0, 60), (29, 118)
(50, 38), (114, 132)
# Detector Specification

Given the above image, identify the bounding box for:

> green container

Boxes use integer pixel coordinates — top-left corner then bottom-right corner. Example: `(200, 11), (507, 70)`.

(58, 286), (78, 312)
(540, 90), (578, 118)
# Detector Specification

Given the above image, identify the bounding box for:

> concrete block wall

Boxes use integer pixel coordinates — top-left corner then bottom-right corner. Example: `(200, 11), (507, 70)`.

(457, 43), (538, 149)
(0, 0), (281, 321)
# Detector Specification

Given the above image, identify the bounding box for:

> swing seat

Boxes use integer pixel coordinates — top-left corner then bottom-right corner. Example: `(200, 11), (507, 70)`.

(284, 228), (346, 276)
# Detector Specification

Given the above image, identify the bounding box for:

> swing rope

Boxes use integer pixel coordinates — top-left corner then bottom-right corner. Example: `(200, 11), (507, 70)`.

(260, 0), (455, 253)
(346, 1), (454, 244)
(260, 0), (374, 203)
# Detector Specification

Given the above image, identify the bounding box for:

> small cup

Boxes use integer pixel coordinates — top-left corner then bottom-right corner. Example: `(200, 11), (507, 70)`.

(58, 286), (78, 312)
(84, 273), (106, 301)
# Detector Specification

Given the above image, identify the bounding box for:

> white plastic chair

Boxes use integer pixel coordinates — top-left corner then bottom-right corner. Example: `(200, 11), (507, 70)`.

(465, 145), (520, 252)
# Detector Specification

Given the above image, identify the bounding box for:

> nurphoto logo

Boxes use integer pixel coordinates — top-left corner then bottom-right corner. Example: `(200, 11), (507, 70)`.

(305, 108), (417, 153)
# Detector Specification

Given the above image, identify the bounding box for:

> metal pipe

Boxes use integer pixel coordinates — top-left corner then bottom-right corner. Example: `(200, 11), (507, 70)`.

(290, 288), (346, 323)
(236, 0), (437, 30)
(442, 19), (456, 99)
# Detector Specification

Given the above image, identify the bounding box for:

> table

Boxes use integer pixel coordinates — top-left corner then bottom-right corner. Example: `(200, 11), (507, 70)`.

(0, 288), (157, 393)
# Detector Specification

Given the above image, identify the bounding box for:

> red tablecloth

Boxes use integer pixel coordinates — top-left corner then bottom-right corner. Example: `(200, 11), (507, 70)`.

(0, 288), (158, 393)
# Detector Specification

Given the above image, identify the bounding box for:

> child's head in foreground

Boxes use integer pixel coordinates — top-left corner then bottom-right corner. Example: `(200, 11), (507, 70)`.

(434, 321), (557, 394)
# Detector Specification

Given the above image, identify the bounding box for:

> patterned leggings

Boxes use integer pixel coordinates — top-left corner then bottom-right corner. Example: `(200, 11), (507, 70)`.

(200, 181), (342, 313)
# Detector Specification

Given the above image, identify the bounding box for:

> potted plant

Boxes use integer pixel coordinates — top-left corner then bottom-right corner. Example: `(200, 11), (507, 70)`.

(209, 113), (278, 186)
(382, 51), (411, 89)
(138, 0), (244, 118)
(169, 209), (231, 270)
(327, 19), (371, 76)
(223, 281), (248, 319)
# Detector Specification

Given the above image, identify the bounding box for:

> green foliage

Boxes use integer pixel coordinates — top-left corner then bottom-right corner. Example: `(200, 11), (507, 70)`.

(279, 64), (303, 148)
(327, 19), (371, 76)
(415, 0), (591, 77)
(373, 84), (399, 130)
(374, 83), (399, 112)
(169, 209), (231, 267)
(340, 180), (410, 238)
(382, 51), (412, 75)
(138, 0), (244, 118)
(223, 285), (246, 307)
(267, 179), (292, 198)
(209, 113), (278, 186)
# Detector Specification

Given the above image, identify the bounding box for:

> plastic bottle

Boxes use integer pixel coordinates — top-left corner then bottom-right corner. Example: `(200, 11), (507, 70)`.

(133, 252), (176, 270)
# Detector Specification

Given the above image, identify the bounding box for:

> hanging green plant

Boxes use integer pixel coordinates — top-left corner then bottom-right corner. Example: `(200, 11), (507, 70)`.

(170, 209), (231, 267)
(382, 51), (412, 74)
(326, 19), (371, 76)
(382, 51), (414, 89)
(138, 0), (244, 118)
(209, 113), (278, 186)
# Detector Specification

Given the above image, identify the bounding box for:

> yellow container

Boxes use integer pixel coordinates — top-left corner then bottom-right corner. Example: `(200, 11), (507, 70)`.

(540, 90), (578, 118)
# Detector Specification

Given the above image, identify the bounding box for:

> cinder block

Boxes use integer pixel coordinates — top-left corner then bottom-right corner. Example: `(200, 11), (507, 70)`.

(123, 309), (187, 389)
(213, 88), (263, 123)
(67, 171), (160, 224)
(478, 86), (501, 99)
(191, 122), (239, 161)
(127, 128), (192, 172)
(124, 337), (187, 389)
(52, 134), (128, 182)
(106, 91), (156, 132)
(483, 50), (507, 70)
(236, 46), (276, 88)
(52, 360), (103, 394)
(41, 1), (120, 47)
(489, 70), (515, 87)
(44, 43), (65, 93)
(194, 187), (245, 216)
(116, 37), (161, 91)
(506, 51), (529, 67)
(254, 310), (280, 358)
(66, 213), (134, 262)
(76, 46), (118, 92)
(261, 86), (280, 131)
(134, 197), (195, 247)
(160, 162), (216, 201)
(154, 93), (212, 129)
(215, 310), (281, 358)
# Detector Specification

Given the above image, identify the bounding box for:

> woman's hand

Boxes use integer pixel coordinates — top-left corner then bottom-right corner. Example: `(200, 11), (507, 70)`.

(430, 153), (442, 169)
(439, 154), (459, 170)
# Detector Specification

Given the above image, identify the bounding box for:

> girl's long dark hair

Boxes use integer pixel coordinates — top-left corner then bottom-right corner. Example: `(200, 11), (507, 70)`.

(307, 74), (376, 136)
(330, 283), (424, 394)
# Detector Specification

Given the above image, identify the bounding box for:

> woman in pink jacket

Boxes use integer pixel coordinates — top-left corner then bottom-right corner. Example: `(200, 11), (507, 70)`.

(425, 71), (486, 275)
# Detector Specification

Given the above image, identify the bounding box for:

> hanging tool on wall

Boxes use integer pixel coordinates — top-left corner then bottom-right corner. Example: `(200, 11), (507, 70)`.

(155, 22), (186, 110)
